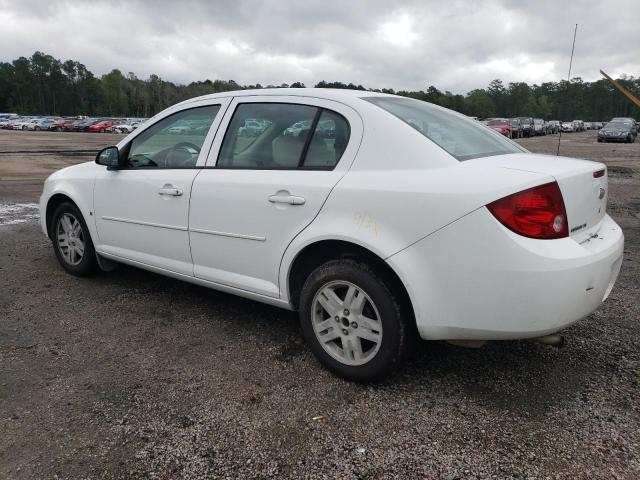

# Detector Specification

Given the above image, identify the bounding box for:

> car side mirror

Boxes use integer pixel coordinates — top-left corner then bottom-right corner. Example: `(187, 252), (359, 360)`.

(96, 146), (121, 170)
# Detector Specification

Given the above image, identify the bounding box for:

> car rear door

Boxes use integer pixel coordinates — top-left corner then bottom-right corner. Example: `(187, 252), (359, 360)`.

(93, 98), (230, 275)
(188, 95), (363, 297)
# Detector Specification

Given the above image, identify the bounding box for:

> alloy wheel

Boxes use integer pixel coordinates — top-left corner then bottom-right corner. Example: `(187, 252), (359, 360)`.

(56, 213), (85, 266)
(311, 280), (383, 366)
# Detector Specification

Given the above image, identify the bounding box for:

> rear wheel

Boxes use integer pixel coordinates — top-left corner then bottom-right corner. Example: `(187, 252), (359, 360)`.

(51, 202), (98, 276)
(299, 259), (413, 382)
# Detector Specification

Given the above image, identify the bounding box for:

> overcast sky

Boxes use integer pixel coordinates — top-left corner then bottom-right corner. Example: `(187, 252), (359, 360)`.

(1, 0), (638, 93)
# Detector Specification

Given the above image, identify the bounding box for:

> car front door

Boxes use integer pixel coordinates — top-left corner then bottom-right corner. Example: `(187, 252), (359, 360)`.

(93, 99), (230, 275)
(188, 96), (362, 297)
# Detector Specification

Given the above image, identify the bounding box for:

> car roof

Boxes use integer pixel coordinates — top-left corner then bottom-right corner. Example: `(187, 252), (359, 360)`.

(175, 88), (395, 108)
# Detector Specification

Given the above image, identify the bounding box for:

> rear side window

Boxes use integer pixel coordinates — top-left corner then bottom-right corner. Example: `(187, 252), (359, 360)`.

(303, 110), (350, 168)
(217, 103), (350, 169)
(364, 97), (524, 161)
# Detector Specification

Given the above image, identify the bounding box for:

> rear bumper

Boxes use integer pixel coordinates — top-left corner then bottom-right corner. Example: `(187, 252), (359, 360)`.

(387, 208), (624, 340)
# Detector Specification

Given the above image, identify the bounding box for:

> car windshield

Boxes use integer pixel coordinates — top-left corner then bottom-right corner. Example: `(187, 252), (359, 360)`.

(363, 97), (525, 161)
(488, 119), (508, 125)
(605, 123), (628, 129)
(611, 118), (633, 123)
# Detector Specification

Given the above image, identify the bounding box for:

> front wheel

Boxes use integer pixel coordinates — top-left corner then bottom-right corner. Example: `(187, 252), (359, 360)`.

(299, 259), (413, 382)
(51, 202), (98, 276)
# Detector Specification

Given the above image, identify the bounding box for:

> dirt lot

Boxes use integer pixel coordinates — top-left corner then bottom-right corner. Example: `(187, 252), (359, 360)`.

(0, 129), (639, 479)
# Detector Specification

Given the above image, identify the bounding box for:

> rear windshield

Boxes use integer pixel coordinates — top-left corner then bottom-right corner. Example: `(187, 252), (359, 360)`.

(364, 97), (525, 161)
(488, 119), (509, 125)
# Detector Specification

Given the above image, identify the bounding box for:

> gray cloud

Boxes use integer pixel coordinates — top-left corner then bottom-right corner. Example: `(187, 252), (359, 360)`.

(0, 0), (637, 93)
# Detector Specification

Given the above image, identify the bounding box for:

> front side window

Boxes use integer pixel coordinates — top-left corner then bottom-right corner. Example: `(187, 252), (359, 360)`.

(364, 97), (525, 161)
(217, 103), (350, 169)
(126, 105), (220, 168)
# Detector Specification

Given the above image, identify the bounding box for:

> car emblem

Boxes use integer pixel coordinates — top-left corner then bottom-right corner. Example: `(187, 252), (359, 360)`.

(598, 187), (606, 199)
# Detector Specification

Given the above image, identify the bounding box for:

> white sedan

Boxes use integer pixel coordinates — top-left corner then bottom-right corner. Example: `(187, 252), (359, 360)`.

(40, 89), (624, 382)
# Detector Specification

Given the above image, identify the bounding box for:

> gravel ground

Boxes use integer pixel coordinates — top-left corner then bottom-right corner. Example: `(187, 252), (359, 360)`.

(0, 129), (638, 479)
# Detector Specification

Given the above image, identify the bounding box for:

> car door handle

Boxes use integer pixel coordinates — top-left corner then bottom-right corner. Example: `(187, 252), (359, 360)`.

(158, 185), (183, 196)
(268, 194), (306, 205)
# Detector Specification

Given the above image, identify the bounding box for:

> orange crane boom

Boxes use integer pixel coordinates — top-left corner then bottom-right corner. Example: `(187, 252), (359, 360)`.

(600, 69), (640, 108)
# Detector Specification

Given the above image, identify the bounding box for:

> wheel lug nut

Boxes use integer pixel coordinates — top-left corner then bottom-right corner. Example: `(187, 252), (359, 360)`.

(335, 316), (340, 322)
(351, 322), (358, 328)
(343, 309), (349, 315)
(342, 329), (349, 335)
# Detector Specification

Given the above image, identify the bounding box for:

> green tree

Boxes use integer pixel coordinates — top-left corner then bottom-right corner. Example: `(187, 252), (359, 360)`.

(466, 89), (495, 118)
(1, 51), (638, 121)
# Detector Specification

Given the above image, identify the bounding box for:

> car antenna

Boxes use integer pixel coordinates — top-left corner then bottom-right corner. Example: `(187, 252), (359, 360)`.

(557, 23), (578, 156)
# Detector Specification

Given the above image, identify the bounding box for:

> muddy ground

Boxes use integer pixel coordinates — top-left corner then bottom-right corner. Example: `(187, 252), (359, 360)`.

(0, 129), (638, 479)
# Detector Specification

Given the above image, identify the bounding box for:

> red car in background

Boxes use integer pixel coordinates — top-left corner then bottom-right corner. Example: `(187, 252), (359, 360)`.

(88, 120), (114, 133)
(486, 118), (514, 138)
(49, 118), (77, 131)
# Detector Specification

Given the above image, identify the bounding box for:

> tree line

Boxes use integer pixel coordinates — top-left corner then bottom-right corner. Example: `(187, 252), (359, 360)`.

(0, 51), (638, 121)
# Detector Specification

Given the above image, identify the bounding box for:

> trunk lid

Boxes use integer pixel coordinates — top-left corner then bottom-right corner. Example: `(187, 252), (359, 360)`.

(472, 153), (608, 240)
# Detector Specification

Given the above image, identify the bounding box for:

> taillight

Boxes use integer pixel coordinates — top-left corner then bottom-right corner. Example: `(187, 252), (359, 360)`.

(487, 182), (568, 239)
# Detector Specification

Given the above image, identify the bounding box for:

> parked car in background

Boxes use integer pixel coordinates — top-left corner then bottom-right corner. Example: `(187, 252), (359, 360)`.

(7, 117), (34, 130)
(49, 118), (67, 131)
(26, 118), (56, 131)
(89, 120), (116, 133)
(515, 117), (534, 137)
(598, 121), (637, 143)
(533, 118), (546, 136)
(167, 120), (193, 135)
(510, 118), (523, 138)
(39, 89), (623, 381)
(105, 118), (148, 133)
(561, 122), (575, 132)
(72, 118), (98, 132)
(486, 118), (513, 138)
(572, 120), (585, 132)
(240, 118), (270, 137)
(547, 120), (560, 134)
(107, 123), (135, 134)
(609, 117), (638, 136)
(128, 119), (146, 129)
(49, 118), (76, 131)
(0, 115), (20, 128)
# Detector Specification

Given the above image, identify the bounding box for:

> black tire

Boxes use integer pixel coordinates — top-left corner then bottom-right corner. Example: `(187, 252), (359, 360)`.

(51, 202), (98, 276)
(299, 259), (414, 382)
